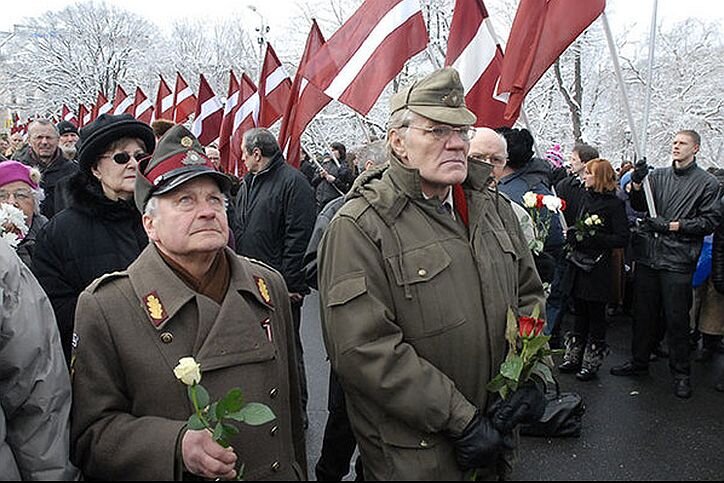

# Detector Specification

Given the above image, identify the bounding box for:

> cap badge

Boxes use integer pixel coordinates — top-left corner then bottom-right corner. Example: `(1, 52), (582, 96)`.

(180, 136), (193, 148)
(442, 90), (462, 107)
(255, 276), (272, 305)
(144, 291), (167, 326)
(181, 151), (205, 166)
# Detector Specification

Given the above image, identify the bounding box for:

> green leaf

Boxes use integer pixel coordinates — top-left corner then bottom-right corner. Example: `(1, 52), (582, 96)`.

(208, 402), (219, 424)
(505, 308), (518, 349)
(500, 355), (524, 383)
(187, 413), (207, 431)
(212, 422), (225, 442)
(530, 361), (556, 386)
(195, 384), (210, 410)
(523, 335), (550, 360)
(222, 422), (240, 438)
(234, 403), (276, 426)
(221, 388), (244, 413)
(531, 303), (540, 321)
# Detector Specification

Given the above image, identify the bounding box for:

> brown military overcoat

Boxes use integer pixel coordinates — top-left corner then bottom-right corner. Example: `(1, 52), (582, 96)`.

(70, 244), (306, 480)
(318, 155), (545, 480)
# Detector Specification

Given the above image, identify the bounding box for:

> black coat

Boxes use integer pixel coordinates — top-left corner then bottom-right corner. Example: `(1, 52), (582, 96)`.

(32, 172), (148, 364)
(630, 160), (721, 273)
(311, 158), (354, 210)
(555, 174), (586, 227)
(712, 196), (724, 294)
(233, 152), (316, 294)
(18, 147), (77, 218)
(568, 190), (630, 303)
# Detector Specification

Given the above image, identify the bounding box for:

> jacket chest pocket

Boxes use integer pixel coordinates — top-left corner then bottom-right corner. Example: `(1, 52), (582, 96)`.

(476, 227), (520, 302)
(386, 242), (466, 340)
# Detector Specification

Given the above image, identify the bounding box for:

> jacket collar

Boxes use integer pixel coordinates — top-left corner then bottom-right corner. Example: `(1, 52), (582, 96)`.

(672, 157), (698, 176)
(128, 245), (274, 330)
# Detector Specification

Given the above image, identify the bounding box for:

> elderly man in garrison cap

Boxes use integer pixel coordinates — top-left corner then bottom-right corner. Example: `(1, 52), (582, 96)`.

(70, 125), (306, 481)
(317, 68), (546, 480)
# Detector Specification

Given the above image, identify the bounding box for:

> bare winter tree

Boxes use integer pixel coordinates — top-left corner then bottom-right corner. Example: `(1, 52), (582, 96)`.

(3, 2), (156, 116)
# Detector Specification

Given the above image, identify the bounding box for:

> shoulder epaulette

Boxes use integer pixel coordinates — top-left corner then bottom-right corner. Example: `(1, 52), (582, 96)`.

(86, 271), (128, 293)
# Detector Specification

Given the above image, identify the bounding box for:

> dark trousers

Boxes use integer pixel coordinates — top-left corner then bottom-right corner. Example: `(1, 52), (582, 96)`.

(573, 298), (607, 342)
(632, 265), (693, 376)
(291, 300), (308, 419)
(315, 370), (362, 481)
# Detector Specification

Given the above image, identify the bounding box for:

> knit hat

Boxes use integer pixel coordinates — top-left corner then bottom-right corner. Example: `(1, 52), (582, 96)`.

(76, 114), (155, 173)
(545, 144), (565, 168)
(0, 160), (41, 190)
(135, 125), (230, 212)
(56, 120), (79, 137)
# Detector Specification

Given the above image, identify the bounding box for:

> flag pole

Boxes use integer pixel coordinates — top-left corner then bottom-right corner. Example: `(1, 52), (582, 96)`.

(640, 0), (658, 159)
(601, 10), (657, 217)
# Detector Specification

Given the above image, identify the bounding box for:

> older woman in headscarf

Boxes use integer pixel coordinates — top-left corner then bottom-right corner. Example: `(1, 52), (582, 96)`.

(33, 114), (155, 365)
(0, 160), (48, 266)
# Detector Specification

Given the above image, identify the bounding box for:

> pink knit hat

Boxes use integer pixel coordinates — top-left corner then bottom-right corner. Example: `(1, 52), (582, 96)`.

(0, 160), (40, 189)
(545, 144), (565, 168)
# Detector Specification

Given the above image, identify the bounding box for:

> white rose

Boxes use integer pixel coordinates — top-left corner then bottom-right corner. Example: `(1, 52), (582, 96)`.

(522, 191), (538, 208)
(585, 217), (593, 226)
(174, 357), (202, 386)
(542, 195), (562, 212)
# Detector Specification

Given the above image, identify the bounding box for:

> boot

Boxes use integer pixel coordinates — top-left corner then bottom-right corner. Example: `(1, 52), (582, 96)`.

(558, 333), (584, 373)
(576, 339), (610, 381)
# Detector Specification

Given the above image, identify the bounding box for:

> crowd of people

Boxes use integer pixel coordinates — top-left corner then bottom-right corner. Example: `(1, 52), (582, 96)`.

(1, 67), (722, 480)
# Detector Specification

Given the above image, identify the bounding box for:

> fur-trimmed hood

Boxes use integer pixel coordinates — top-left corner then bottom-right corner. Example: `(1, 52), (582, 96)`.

(68, 170), (140, 221)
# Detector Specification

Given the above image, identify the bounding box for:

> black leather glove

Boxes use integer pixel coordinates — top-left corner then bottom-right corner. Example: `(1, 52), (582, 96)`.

(488, 382), (546, 435)
(642, 216), (669, 233)
(450, 411), (512, 471)
(630, 159), (649, 184)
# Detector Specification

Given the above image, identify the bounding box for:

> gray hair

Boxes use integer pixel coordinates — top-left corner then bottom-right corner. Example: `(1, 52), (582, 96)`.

(28, 119), (59, 139)
(31, 187), (45, 215)
(386, 108), (417, 157)
(144, 196), (159, 217)
(242, 128), (280, 158)
(354, 140), (387, 172)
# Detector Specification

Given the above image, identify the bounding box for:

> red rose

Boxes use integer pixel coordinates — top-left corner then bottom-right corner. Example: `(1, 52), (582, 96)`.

(560, 199), (567, 211)
(533, 317), (545, 336)
(519, 316), (536, 337)
(535, 194), (545, 209)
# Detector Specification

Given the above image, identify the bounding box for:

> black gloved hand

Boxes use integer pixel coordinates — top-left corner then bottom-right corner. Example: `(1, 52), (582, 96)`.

(488, 382), (546, 435)
(566, 227), (580, 245)
(643, 216), (669, 233)
(450, 411), (513, 471)
(630, 159), (650, 184)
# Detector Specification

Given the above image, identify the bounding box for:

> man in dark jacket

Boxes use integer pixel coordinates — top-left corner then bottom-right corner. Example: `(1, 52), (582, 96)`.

(311, 142), (354, 212)
(556, 143), (600, 226)
(233, 128), (316, 423)
(611, 130), (721, 399)
(18, 120), (77, 218)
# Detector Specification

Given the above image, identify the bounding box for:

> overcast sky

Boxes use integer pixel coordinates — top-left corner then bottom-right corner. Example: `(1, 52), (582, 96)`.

(3, 0), (722, 46)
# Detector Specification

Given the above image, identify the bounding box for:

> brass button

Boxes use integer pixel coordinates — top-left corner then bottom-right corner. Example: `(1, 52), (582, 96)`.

(160, 332), (173, 344)
(269, 387), (279, 399)
(270, 425), (278, 436)
(419, 439), (429, 448)
(417, 268), (427, 277)
(270, 461), (280, 472)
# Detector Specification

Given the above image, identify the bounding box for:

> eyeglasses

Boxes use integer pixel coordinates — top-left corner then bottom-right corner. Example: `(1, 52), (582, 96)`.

(100, 151), (148, 165)
(404, 124), (476, 142)
(469, 154), (508, 167)
(0, 189), (33, 202)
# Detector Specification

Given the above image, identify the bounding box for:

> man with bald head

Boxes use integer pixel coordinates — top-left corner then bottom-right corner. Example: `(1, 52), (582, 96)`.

(468, 127), (508, 182)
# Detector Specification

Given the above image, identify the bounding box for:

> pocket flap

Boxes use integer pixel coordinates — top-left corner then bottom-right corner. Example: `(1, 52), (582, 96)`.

(388, 243), (451, 285)
(379, 417), (439, 449)
(327, 273), (367, 307)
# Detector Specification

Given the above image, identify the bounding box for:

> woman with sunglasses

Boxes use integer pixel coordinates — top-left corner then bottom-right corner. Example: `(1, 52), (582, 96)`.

(33, 114), (156, 366)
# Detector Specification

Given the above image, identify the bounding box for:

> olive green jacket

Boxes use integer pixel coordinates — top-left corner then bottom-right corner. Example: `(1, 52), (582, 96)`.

(71, 244), (306, 480)
(318, 155), (544, 480)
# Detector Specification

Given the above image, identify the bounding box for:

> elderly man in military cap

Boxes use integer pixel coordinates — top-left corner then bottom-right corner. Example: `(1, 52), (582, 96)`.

(70, 125), (306, 480)
(317, 68), (547, 480)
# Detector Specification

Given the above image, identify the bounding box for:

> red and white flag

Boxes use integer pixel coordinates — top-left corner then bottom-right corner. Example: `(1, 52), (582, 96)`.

(133, 87), (154, 124)
(498, 0), (606, 124)
(154, 75), (174, 121)
(279, 20), (332, 168)
(303, 0), (428, 115)
(219, 71), (240, 173)
(112, 85), (134, 115)
(229, 73), (259, 177)
(61, 104), (78, 126)
(445, 0), (507, 128)
(91, 91), (112, 121)
(173, 72), (197, 124)
(78, 104), (90, 128)
(258, 43), (292, 127)
(191, 74), (224, 146)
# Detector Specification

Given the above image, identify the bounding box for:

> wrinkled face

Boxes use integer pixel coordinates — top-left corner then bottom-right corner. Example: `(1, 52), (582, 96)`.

(469, 129), (508, 181)
(29, 124), (59, 160)
(569, 150), (585, 175)
(143, 176), (229, 258)
(91, 138), (145, 201)
(10, 133), (24, 149)
(0, 180), (35, 220)
(389, 113), (471, 196)
(59, 132), (79, 148)
(205, 147), (221, 170)
(671, 133), (699, 164)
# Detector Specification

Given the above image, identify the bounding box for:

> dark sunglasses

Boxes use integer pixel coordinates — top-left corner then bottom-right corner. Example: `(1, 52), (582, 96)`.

(109, 152), (149, 165)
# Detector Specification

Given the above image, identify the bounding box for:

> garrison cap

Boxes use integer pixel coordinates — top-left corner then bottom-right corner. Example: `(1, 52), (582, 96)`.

(134, 124), (231, 212)
(390, 67), (476, 126)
